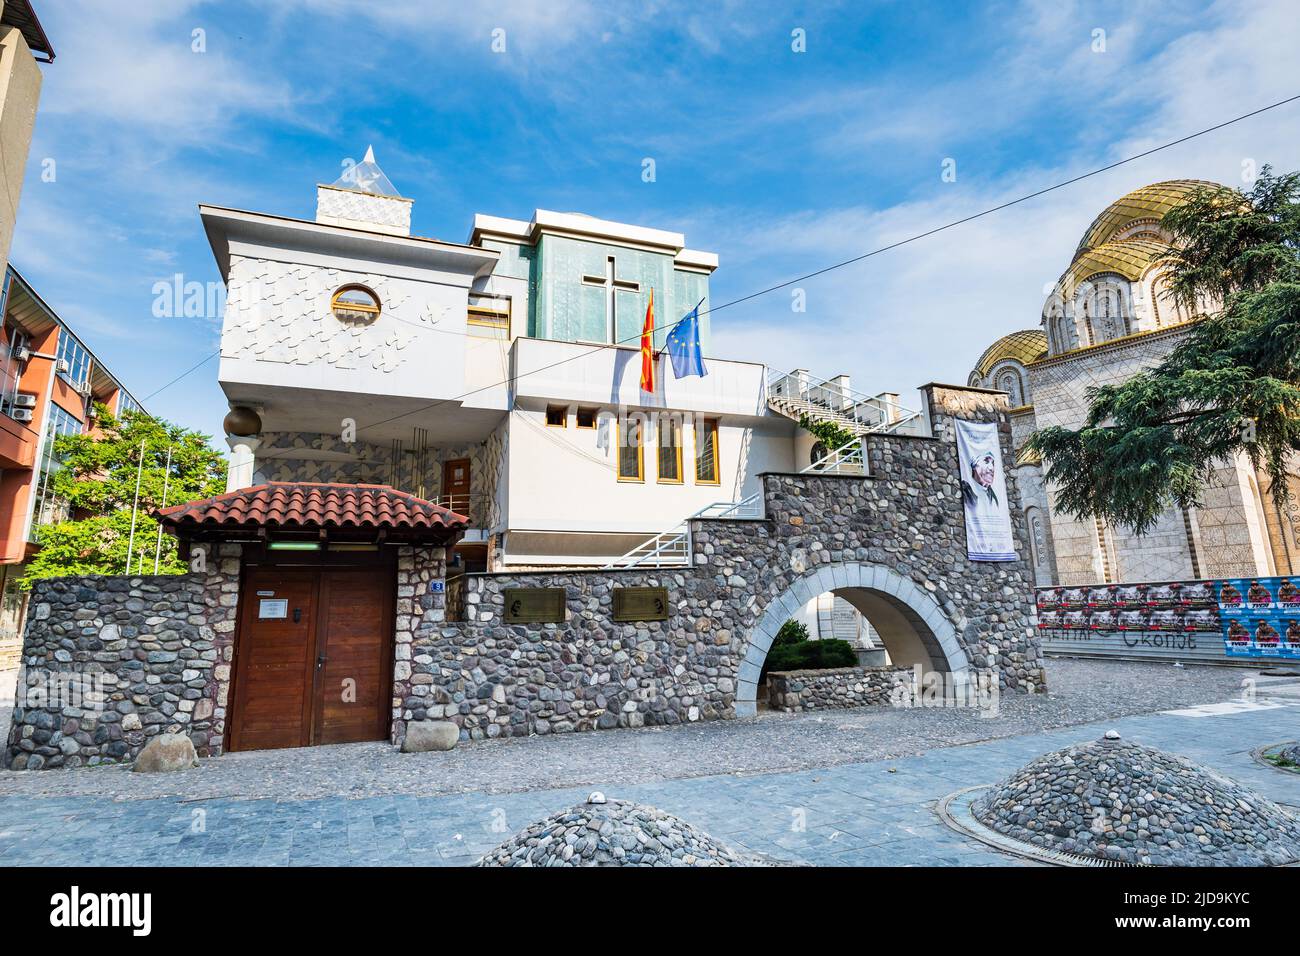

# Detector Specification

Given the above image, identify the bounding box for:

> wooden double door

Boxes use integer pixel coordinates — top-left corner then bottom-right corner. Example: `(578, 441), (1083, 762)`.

(228, 562), (395, 751)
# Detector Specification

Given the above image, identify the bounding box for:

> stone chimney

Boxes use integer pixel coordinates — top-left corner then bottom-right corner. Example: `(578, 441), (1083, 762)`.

(315, 145), (413, 237)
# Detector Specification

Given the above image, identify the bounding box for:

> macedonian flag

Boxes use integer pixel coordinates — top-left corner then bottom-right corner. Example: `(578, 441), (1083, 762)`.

(639, 288), (656, 393)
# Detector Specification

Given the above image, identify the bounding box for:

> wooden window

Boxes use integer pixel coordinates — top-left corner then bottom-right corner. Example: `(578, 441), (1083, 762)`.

(545, 404), (568, 428)
(576, 406), (598, 429)
(468, 292), (510, 332)
(657, 416), (682, 484)
(617, 416), (643, 481)
(695, 418), (720, 484)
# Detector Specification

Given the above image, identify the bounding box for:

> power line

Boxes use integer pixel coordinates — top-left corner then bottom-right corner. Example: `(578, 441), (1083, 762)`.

(359, 92), (1300, 431)
(703, 92), (1300, 317)
(144, 93), (1300, 416)
(144, 349), (219, 400)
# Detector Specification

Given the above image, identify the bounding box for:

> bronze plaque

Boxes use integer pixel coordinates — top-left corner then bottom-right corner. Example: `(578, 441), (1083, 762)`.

(612, 586), (670, 622)
(503, 587), (566, 624)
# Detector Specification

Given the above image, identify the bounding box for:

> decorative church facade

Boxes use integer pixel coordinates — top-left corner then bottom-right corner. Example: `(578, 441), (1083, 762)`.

(969, 180), (1298, 587)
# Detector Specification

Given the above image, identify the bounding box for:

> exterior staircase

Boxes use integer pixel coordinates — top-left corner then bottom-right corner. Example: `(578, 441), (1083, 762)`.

(766, 368), (922, 436)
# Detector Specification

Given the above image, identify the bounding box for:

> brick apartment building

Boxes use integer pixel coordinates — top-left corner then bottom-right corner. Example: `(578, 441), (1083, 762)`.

(0, 267), (146, 663)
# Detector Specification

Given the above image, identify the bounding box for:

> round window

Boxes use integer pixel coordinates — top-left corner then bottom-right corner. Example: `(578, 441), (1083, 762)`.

(331, 284), (381, 325)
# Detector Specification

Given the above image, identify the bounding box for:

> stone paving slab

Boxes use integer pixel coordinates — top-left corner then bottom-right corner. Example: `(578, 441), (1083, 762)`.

(0, 659), (1260, 802)
(1, 696), (1296, 866)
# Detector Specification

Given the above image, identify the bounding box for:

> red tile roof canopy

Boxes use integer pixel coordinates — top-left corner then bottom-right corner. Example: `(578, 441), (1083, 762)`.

(156, 483), (469, 546)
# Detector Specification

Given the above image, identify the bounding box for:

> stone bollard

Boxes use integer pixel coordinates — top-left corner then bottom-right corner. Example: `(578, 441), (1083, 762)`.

(132, 734), (200, 773)
(400, 720), (460, 753)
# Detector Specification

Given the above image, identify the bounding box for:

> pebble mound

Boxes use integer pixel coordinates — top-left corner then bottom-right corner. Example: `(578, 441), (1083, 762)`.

(1278, 744), (1300, 767)
(476, 798), (762, 867)
(971, 733), (1300, 866)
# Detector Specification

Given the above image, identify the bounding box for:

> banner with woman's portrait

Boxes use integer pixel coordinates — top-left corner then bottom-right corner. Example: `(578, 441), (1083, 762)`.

(955, 419), (1017, 561)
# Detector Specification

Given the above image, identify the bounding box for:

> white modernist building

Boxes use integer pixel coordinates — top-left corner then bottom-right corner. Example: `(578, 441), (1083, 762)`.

(204, 148), (917, 616)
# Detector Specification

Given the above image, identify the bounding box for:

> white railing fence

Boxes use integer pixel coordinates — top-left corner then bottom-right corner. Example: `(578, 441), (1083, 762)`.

(766, 367), (925, 435)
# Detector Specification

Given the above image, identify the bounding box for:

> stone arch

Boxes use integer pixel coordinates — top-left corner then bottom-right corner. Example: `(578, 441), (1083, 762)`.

(734, 562), (971, 717)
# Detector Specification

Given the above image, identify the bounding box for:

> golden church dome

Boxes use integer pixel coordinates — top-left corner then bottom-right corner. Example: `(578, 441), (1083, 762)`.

(1071, 180), (1217, 261)
(973, 329), (1047, 378)
(1058, 236), (1172, 298)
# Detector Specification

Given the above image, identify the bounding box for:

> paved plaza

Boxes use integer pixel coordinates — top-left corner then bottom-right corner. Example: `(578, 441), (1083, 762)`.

(1, 660), (1297, 866)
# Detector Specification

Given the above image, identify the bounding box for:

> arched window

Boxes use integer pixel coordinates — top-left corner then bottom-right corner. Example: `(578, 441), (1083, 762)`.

(997, 369), (1023, 406)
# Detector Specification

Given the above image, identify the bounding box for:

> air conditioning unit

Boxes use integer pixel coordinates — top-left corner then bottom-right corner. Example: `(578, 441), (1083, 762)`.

(55, 359), (69, 374)
(10, 407), (34, 422)
(11, 393), (36, 408)
(12, 346), (30, 363)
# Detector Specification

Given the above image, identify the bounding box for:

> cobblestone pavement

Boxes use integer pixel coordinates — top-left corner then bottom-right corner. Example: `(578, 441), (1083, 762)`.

(1, 691), (1296, 866)
(0, 659), (1259, 801)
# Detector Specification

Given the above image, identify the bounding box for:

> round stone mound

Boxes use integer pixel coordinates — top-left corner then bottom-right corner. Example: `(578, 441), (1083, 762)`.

(476, 797), (762, 867)
(972, 732), (1300, 866)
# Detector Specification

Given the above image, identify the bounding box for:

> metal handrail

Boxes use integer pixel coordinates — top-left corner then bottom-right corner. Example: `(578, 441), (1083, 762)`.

(766, 366), (923, 435)
(805, 439), (867, 475)
(603, 437), (872, 570)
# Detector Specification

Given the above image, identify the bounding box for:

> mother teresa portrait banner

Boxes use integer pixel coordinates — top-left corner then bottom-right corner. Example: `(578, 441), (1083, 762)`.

(955, 420), (1018, 561)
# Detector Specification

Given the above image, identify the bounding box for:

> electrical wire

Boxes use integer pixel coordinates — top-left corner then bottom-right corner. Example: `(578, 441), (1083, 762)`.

(139, 93), (1300, 414)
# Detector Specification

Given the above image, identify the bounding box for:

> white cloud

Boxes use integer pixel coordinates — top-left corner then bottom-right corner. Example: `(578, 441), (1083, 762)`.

(705, 0), (1300, 407)
(36, 1), (296, 142)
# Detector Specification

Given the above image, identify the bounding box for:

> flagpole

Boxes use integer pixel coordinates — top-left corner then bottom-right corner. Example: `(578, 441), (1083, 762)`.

(124, 439), (146, 574)
(153, 445), (173, 573)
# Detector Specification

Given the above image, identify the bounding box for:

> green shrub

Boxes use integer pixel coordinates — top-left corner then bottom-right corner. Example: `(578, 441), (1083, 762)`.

(773, 619), (809, 647)
(760, 621), (858, 680)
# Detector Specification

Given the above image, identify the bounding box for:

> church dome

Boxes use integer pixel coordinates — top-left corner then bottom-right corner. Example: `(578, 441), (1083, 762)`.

(1072, 179), (1218, 261)
(971, 732), (1300, 866)
(972, 329), (1047, 378)
(1058, 236), (1171, 299)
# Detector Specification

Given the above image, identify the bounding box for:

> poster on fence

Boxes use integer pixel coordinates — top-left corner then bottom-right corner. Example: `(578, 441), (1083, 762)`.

(955, 419), (1017, 561)
(1217, 576), (1300, 659)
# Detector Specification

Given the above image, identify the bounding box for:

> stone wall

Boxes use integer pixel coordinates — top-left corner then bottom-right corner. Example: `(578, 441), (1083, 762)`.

(767, 665), (913, 712)
(401, 384), (1043, 743)
(6, 384), (1043, 760)
(391, 545), (448, 745)
(3, 544), (241, 769)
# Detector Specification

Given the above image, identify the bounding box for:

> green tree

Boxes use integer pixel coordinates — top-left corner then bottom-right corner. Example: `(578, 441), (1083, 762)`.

(798, 413), (858, 463)
(22, 407), (227, 585)
(1026, 168), (1300, 534)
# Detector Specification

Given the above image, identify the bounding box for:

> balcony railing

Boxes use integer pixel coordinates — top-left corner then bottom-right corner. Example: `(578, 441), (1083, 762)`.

(766, 368), (924, 435)
(434, 492), (486, 526)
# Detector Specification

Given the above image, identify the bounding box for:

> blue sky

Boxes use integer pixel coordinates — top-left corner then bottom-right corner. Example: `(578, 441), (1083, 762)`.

(11, 0), (1300, 445)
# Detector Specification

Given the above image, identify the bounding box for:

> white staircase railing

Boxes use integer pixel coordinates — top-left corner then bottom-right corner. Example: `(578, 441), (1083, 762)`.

(602, 496), (763, 570)
(604, 437), (867, 569)
(767, 367), (925, 435)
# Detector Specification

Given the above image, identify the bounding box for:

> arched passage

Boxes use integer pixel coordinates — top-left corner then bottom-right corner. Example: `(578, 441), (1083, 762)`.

(734, 562), (971, 717)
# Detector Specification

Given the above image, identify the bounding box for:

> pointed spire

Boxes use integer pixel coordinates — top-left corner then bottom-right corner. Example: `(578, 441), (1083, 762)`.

(331, 145), (401, 197)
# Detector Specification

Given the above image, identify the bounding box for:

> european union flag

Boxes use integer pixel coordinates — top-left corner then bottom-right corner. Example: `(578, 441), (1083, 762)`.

(665, 301), (707, 379)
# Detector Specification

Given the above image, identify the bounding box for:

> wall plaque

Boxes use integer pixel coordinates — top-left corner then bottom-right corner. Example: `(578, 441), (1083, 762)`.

(612, 586), (670, 622)
(503, 588), (566, 624)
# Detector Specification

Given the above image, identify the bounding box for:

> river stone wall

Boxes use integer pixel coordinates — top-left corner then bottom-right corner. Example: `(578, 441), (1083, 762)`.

(399, 385), (1042, 744)
(767, 665), (914, 712)
(3, 544), (241, 769)
(7, 384), (1042, 760)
